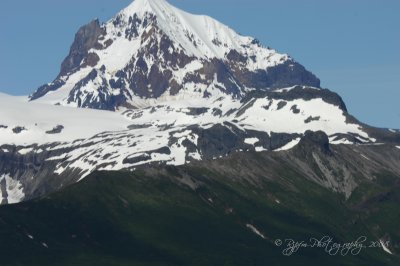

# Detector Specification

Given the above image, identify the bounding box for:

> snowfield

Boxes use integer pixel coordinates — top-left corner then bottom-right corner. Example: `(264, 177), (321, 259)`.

(1, 87), (374, 148)
(0, 93), (131, 145)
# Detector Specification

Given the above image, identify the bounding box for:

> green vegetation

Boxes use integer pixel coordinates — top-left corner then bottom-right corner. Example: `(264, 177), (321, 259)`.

(0, 155), (399, 265)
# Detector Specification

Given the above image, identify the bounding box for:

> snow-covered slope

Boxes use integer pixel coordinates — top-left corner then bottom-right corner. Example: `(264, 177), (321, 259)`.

(119, 0), (286, 62)
(1, 87), (371, 147)
(0, 93), (130, 145)
(1, 85), (377, 204)
(30, 0), (319, 110)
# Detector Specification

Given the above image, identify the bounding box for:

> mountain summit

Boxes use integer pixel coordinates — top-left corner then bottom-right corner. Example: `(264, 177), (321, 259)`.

(30, 0), (319, 110)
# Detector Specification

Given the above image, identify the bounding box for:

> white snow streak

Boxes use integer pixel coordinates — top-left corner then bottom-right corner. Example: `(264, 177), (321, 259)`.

(274, 138), (301, 151)
(246, 224), (266, 239)
(379, 240), (393, 255)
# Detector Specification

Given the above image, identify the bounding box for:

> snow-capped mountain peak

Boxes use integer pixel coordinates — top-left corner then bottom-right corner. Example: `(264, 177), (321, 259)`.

(29, 0), (320, 110)
(118, 0), (282, 60)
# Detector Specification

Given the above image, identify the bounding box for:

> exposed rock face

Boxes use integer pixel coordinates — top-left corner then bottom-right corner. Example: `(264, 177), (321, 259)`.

(297, 130), (332, 155)
(45, 125), (64, 134)
(31, 79), (66, 100)
(60, 19), (105, 76)
(65, 68), (129, 110)
(0, 144), (83, 204)
(30, 20), (106, 100)
(243, 86), (348, 112)
(12, 127), (26, 134)
(265, 61), (320, 88)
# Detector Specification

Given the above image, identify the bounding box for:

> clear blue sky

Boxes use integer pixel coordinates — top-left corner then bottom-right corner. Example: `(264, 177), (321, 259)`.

(0, 0), (399, 128)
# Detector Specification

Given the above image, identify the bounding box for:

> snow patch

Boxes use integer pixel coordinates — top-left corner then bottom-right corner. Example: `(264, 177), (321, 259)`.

(18, 148), (33, 155)
(90, 37), (140, 74)
(360, 154), (371, 161)
(244, 137), (259, 145)
(246, 224), (266, 239)
(274, 138), (301, 151)
(379, 240), (393, 255)
(329, 137), (354, 145)
(0, 174), (25, 204)
(188, 152), (202, 160)
(273, 85), (320, 93)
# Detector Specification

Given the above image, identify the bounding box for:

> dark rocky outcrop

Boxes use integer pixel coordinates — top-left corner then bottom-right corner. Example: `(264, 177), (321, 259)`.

(192, 124), (247, 159)
(297, 130), (331, 155)
(265, 61), (320, 89)
(29, 79), (66, 101)
(290, 104), (300, 114)
(60, 19), (105, 76)
(46, 125), (64, 134)
(30, 20), (106, 101)
(0, 143), (83, 203)
(304, 116), (320, 123)
(65, 69), (129, 111)
(123, 154), (152, 165)
(12, 127), (26, 134)
(243, 86), (348, 112)
(227, 58), (320, 91)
